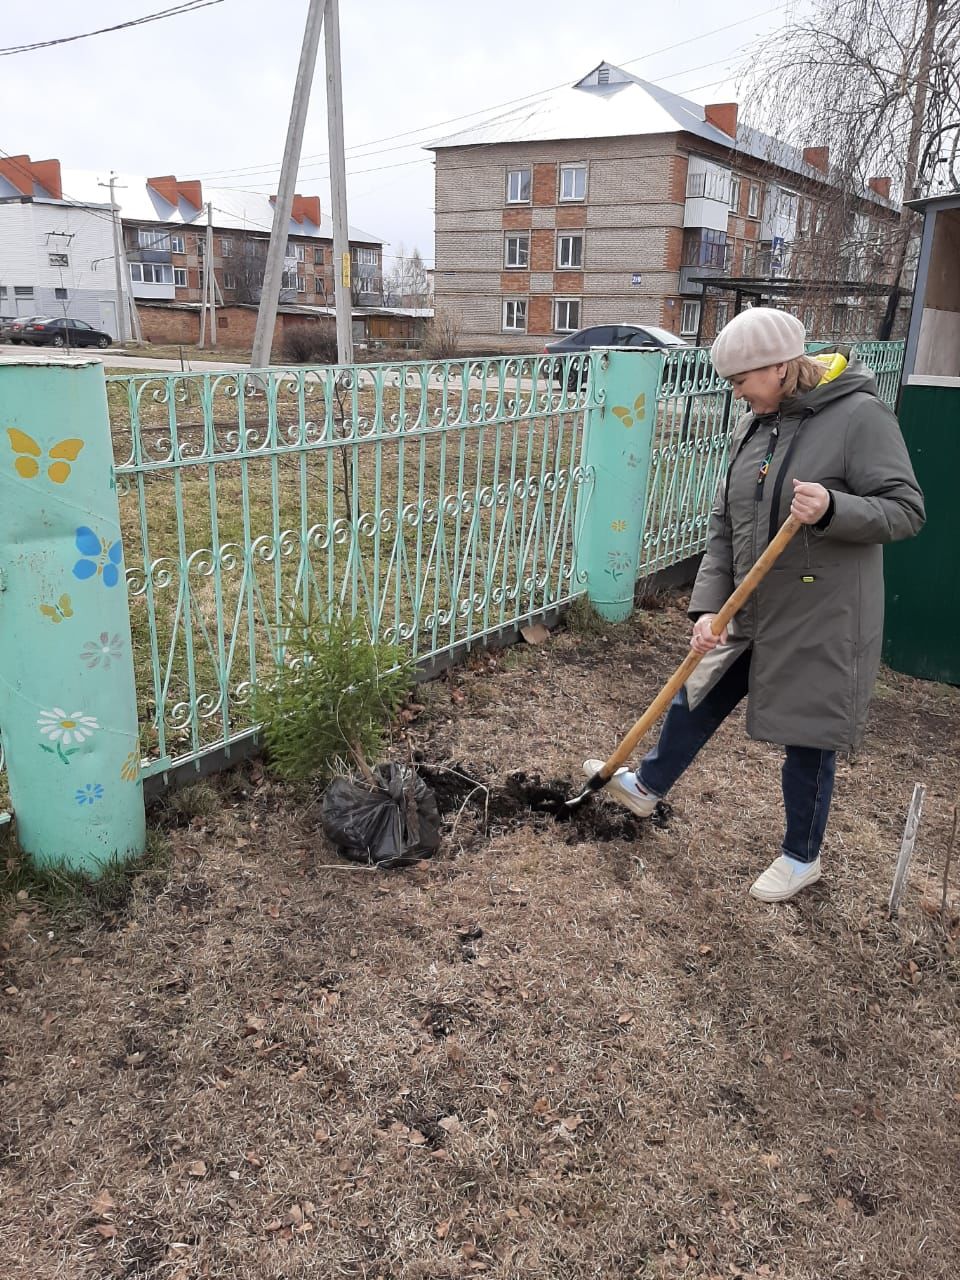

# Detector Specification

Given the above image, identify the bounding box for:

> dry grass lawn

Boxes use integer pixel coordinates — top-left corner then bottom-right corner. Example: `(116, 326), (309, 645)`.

(2, 596), (959, 1280)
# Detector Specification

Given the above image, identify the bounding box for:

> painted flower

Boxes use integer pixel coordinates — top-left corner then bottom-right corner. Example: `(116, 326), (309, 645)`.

(605, 550), (632, 582)
(610, 519), (627, 533)
(80, 632), (124, 670)
(75, 783), (104, 806)
(73, 526), (123, 588)
(38, 708), (100, 764)
(120, 750), (140, 783)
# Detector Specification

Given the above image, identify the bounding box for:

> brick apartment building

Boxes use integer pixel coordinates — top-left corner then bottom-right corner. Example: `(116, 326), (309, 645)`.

(428, 62), (904, 350)
(60, 169), (384, 312)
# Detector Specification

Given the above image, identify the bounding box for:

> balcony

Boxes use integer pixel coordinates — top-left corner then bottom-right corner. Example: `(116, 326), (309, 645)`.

(680, 229), (730, 295)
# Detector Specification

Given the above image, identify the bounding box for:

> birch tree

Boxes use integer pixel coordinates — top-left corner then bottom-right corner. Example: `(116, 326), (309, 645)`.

(742, 0), (960, 336)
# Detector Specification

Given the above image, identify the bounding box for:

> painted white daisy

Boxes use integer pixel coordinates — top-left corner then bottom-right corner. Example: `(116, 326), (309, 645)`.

(37, 708), (100, 747)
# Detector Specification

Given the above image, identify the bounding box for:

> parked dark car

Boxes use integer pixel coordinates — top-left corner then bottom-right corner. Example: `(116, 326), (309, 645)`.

(1, 315), (47, 343)
(19, 317), (113, 348)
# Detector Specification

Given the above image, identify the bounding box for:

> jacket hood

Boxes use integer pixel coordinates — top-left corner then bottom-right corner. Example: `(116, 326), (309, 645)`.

(792, 355), (880, 414)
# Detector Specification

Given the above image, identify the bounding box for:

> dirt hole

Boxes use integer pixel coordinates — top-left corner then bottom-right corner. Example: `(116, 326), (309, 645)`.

(415, 764), (670, 844)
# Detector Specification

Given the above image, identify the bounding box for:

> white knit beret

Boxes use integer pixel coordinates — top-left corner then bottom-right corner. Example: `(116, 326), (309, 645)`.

(710, 307), (806, 377)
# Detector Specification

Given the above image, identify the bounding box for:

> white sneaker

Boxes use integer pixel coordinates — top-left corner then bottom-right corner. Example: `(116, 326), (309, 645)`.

(581, 758), (660, 819)
(749, 855), (822, 902)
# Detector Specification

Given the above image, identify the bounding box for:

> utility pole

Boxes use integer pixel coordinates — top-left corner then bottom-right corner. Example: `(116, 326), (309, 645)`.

(99, 173), (129, 344)
(324, 0), (354, 363)
(199, 203), (218, 348)
(250, 0), (325, 369)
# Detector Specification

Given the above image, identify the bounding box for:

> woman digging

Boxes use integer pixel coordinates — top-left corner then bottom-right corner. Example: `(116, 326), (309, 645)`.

(584, 308), (925, 903)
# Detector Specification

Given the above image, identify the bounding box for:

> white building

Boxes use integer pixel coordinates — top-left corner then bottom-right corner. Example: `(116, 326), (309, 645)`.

(0, 155), (121, 336)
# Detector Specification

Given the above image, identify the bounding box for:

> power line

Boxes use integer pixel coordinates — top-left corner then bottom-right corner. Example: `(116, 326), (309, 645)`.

(204, 59), (751, 194)
(182, 2), (791, 182)
(0, 0), (225, 57)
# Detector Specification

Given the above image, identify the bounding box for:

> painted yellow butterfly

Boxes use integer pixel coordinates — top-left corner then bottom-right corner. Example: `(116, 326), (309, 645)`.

(40, 593), (74, 624)
(611, 394), (647, 429)
(6, 428), (84, 484)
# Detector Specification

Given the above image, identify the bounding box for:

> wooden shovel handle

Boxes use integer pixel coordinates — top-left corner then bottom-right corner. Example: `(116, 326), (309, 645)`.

(596, 514), (802, 780)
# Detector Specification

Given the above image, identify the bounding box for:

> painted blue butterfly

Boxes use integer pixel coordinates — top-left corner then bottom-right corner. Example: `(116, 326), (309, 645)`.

(72, 526), (123, 588)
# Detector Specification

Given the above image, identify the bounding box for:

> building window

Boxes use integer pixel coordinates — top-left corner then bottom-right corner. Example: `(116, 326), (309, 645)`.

(353, 247), (378, 265)
(197, 236), (205, 256)
(831, 302), (848, 334)
(682, 228), (728, 270)
(315, 276), (326, 294)
(802, 306), (816, 332)
(557, 234), (583, 269)
(686, 167), (730, 202)
(559, 164), (586, 202)
(798, 199), (810, 235)
(223, 273), (237, 289)
(170, 234), (185, 253)
(137, 228), (174, 250)
(314, 246), (324, 265)
(14, 286), (34, 298)
(358, 277), (376, 294)
(174, 267), (188, 287)
(554, 298), (581, 332)
(129, 262), (174, 284)
(502, 299), (527, 332)
(747, 183), (762, 219)
(48, 253), (69, 268)
(54, 287), (68, 300)
(715, 301), (730, 332)
(221, 237), (233, 257)
(505, 167), (531, 204)
(286, 241), (306, 262)
(504, 235), (529, 268)
(597, 66), (611, 85)
(729, 175), (741, 213)
(679, 300), (701, 337)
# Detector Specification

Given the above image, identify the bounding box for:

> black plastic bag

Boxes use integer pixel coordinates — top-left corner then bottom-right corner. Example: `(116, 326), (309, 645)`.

(320, 763), (441, 869)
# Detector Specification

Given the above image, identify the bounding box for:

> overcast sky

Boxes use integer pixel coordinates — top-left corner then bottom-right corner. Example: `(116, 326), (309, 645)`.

(0, 0), (806, 268)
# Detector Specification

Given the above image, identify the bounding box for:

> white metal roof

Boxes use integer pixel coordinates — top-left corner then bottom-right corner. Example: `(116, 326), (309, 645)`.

(428, 62), (892, 205)
(60, 169), (383, 244)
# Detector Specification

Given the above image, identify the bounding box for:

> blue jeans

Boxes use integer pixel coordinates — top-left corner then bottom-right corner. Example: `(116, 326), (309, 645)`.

(637, 648), (836, 864)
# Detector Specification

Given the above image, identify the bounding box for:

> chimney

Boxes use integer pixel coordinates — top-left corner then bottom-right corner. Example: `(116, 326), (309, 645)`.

(867, 176), (891, 200)
(0, 154), (62, 198)
(291, 194), (321, 227)
(803, 146), (830, 173)
(705, 102), (738, 138)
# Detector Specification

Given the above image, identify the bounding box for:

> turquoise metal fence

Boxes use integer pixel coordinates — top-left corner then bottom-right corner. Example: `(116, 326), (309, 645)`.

(109, 354), (596, 777)
(635, 339), (905, 580)
(0, 338), (906, 804)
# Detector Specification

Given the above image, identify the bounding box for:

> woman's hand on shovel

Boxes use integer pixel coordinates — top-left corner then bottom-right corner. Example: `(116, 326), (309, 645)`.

(691, 613), (727, 654)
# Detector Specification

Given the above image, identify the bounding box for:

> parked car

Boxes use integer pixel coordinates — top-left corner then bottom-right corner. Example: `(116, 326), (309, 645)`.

(1, 315), (47, 343)
(544, 323), (688, 357)
(17, 317), (113, 348)
(545, 323), (689, 386)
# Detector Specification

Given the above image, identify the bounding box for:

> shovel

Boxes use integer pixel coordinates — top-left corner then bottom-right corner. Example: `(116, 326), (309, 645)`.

(563, 513), (802, 813)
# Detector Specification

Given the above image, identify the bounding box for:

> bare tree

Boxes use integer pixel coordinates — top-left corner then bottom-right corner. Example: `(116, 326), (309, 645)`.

(232, 237), (269, 305)
(742, 0), (960, 337)
(383, 244), (431, 309)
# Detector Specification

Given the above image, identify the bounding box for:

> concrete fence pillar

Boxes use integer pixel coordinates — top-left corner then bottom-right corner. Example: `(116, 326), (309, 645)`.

(0, 359), (145, 873)
(575, 348), (663, 621)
